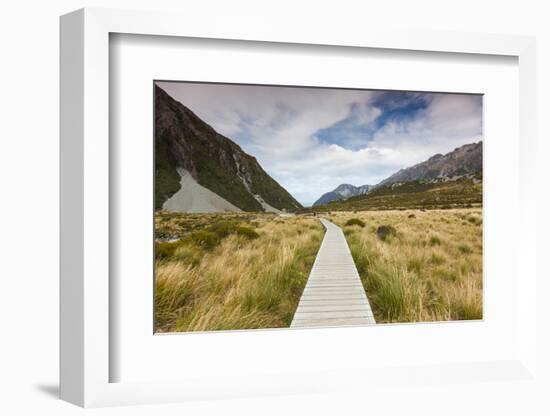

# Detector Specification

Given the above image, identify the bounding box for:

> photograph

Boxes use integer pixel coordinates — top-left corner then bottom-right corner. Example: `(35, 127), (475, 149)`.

(154, 81), (483, 333)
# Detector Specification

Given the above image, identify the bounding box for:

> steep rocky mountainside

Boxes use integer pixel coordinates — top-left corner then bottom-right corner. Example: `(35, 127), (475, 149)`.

(313, 184), (372, 206)
(155, 85), (302, 211)
(377, 141), (482, 187)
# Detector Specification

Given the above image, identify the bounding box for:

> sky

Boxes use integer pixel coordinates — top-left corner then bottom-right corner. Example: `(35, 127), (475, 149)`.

(157, 81), (483, 206)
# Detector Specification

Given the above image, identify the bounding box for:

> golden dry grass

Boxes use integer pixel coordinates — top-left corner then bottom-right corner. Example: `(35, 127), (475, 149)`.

(329, 208), (483, 323)
(155, 214), (323, 332)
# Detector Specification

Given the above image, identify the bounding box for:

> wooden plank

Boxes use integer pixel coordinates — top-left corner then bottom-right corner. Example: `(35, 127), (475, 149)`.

(303, 288), (365, 294)
(303, 286), (367, 292)
(291, 218), (376, 328)
(292, 317), (374, 327)
(305, 285), (364, 289)
(296, 301), (367, 311)
(293, 310), (373, 320)
(300, 292), (367, 298)
(303, 285), (365, 290)
(298, 297), (367, 303)
(296, 304), (370, 313)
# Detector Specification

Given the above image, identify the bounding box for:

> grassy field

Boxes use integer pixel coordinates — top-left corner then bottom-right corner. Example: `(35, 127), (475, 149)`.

(328, 208), (483, 323)
(155, 207), (482, 331)
(154, 212), (324, 332)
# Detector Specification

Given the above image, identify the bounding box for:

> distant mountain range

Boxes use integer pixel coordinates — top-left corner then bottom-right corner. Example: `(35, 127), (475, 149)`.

(377, 141), (482, 187)
(155, 86), (302, 213)
(312, 141), (482, 207)
(313, 184), (372, 206)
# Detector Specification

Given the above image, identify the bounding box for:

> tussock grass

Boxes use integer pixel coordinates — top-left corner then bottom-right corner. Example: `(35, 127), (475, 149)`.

(331, 208), (482, 323)
(155, 213), (323, 332)
(376, 225), (397, 241)
(458, 244), (473, 254)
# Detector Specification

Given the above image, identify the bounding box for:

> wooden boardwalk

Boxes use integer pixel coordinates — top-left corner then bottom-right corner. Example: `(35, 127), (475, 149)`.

(291, 218), (376, 328)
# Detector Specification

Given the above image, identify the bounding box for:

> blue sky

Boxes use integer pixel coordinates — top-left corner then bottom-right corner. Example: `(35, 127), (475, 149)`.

(157, 82), (482, 206)
(316, 92), (431, 151)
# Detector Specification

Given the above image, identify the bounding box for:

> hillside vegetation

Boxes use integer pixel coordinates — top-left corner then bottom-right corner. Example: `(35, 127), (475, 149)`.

(308, 176), (482, 212)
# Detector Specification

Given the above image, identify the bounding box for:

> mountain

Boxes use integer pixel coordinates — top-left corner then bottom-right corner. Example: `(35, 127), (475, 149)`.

(309, 175), (482, 212)
(312, 142), (481, 208)
(155, 85), (302, 212)
(313, 184), (372, 206)
(377, 141), (482, 187)
(308, 141), (483, 211)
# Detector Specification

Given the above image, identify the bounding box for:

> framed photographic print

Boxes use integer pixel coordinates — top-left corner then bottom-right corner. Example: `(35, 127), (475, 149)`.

(60, 8), (538, 408)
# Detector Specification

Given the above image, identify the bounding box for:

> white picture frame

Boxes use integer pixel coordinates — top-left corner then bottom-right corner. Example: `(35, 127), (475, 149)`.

(60, 7), (537, 408)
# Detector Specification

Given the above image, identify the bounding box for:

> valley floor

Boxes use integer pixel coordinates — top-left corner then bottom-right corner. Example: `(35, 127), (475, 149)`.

(154, 207), (483, 332)
(330, 208), (483, 323)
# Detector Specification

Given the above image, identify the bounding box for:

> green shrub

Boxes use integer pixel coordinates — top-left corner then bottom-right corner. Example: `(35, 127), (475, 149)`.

(407, 256), (424, 274)
(155, 241), (179, 260)
(429, 235), (441, 246)
(173, 220), (263, 246)
(343, 228), (357, 237)
(188, 230), (220, 249)
(209, 220), (238, 238)
(430, 253), (446, 265)
(345, 218), (366, 228)
(458, 244), (473, 254)
(173, 244), (203, 266)
(234, 226), (260, 240)
(433, 267), (456, 282)
(467, 216), (482, 226)
(376, 225), (397, 241)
